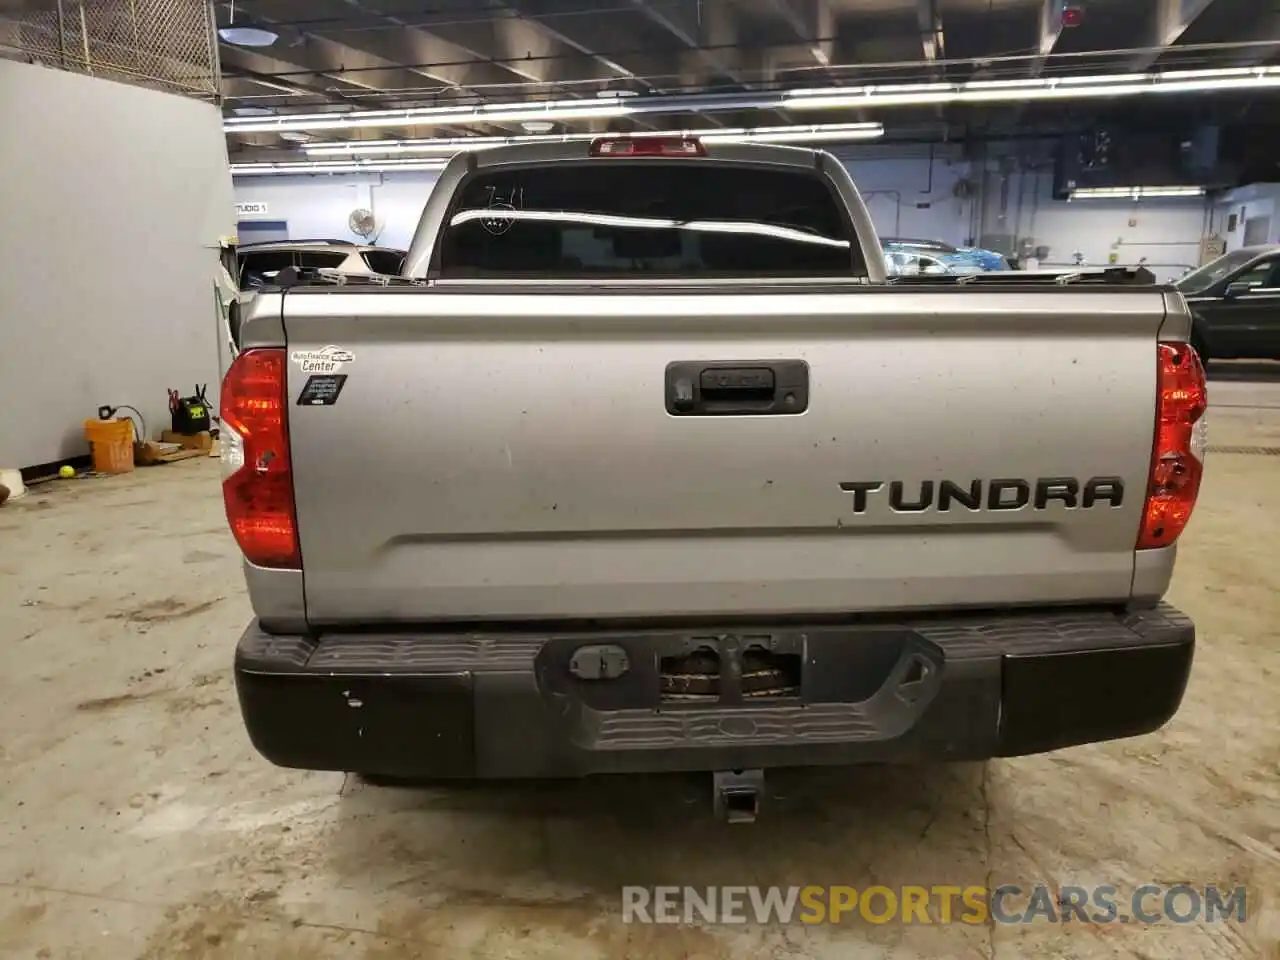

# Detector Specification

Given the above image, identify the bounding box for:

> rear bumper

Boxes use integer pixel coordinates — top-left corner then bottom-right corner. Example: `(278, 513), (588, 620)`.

(234, 604), (1194, 778)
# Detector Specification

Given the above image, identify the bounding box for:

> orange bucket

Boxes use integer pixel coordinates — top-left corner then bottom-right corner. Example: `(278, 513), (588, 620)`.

(83, 418), (135, 474)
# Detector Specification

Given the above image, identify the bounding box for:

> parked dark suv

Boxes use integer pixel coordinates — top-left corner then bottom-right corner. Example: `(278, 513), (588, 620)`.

(1177, 245), (1280, 360)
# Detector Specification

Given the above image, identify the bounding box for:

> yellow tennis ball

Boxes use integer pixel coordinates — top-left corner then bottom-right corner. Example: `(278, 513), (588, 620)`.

(59, 465), (75, 479)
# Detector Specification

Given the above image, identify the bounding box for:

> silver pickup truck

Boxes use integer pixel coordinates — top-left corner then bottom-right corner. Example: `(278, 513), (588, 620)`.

(223, 136), (1206, 817)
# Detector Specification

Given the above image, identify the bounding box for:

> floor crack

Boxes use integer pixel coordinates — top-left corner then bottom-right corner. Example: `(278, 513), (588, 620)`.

(0, 879), (157, 908)
(982, 762), (996, 960)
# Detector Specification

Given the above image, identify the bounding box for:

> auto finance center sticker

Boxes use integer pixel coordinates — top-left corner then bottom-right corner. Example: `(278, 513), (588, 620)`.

(290, 345), (354, 374)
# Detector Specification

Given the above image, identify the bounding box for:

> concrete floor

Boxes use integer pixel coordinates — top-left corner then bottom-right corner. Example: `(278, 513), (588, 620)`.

(3, 365), (1280, 960)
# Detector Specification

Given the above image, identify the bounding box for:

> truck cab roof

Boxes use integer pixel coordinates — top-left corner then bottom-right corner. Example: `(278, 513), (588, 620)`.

(463, 137), (835, 170)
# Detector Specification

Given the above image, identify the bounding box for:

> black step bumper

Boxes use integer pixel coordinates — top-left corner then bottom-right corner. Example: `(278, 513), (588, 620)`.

(234, 604), (1194, 778)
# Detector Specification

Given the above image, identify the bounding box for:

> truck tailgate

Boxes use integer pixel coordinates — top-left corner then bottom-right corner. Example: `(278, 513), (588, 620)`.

(282, 287), (1164, 624)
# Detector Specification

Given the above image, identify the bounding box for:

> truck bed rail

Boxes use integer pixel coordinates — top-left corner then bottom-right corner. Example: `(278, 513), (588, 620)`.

(259, 265), (1159, 294)
(269, 267), (429, 290)
(889, 266), (1158, 287)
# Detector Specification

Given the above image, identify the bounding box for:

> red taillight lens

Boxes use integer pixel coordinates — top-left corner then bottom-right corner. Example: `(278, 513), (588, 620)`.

(1137, 342), (1207, 550)
(590, 136), (705, 157)
(220, 348), (299, 569)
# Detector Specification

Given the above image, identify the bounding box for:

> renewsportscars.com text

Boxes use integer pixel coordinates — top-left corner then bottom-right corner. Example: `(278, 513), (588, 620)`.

(621, 884), (1247, 926)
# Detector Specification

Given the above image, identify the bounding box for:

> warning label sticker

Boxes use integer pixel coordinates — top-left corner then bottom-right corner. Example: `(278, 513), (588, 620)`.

(297, 374), (348, 406)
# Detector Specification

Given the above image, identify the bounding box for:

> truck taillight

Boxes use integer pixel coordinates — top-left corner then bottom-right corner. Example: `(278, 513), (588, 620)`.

(220, 348), (300, 569)
(1137, 342), (1207, 550)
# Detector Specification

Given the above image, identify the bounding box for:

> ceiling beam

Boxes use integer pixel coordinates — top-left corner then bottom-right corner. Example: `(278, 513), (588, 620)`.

(628, 0), (744, 85)
(325, 0), (598, 92)
(419, 7), (614, 90)
(917, 0), (944, 70)
(503, 0), (674, 91)
(1130, 0), (1278, 70)
(220, 61), (368, 156)
(628, 0), (700, 50)
(514, 17), (650, 89)
(1250, 5), (1280, 64)
(1137, 0), (1217, 69)
(1028, 0), (1066, 77)
(236, 0), (503, 95)
(222, 61), (361, 103)
(760, 0), (832, 66)
(219, 44), (410, 102)
(272, 33), (453, 94)
(917, 0), (945, 121)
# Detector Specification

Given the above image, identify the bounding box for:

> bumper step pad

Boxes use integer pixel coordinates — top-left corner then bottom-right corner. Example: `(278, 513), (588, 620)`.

(235, 604), (1193, 778)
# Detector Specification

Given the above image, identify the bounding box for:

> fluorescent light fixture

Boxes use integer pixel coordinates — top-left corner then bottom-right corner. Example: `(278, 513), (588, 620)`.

(962, 73), (1137, 90)
(302, 122), (884, 157)
(1156, 67), (1257, 81)
(700, 122), (884, 144)
(223, 65), (1280, 136)
(225, 98), (636, 134)
(218, 26), (279, 47)
(237, 122), (883, 176)
(307, 135), (547, 156)
(1068, 186), (1206, 200)
(784, 66), (1280, 110)
(230, 158), (449, 176)
(478, 103), (633, 124)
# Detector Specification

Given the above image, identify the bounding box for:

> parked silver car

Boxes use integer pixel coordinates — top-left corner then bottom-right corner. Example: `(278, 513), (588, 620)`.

(237, 240), (406, 288)
(883, 249), (954, 276)
(883, 249), (987, 276)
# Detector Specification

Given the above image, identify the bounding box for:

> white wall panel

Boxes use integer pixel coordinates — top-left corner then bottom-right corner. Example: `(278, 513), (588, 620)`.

(233, 173), (440, 250)
(0, 60), (234, 468)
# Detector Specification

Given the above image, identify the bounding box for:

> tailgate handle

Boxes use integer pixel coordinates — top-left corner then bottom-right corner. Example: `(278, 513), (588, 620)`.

(666, 360), (809, 416)
(701, 367), (775, 399)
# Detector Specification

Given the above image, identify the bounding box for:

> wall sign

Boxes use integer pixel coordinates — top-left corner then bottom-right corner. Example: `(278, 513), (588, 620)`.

(235, 201), (269, 217)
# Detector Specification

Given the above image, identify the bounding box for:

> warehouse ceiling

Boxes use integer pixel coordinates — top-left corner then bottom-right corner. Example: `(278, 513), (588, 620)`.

(207, 0), (1280, 158)
(212, 0), (1280, 101)
(4, 0), (1279, 156)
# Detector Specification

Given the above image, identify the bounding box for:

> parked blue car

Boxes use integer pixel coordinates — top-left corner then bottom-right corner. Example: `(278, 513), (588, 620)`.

(882, 238), (1010, 273)
(948, 246), (1010, 272)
